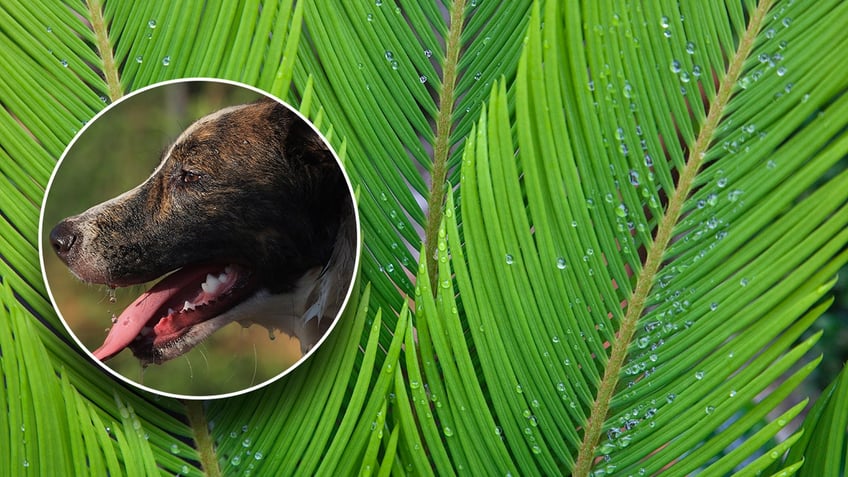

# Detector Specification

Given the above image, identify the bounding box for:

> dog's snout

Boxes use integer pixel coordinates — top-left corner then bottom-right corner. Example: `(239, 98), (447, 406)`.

(50, 220), (79, 262)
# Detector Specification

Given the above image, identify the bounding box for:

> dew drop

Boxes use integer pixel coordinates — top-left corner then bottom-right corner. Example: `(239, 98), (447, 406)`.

(366, 13), (373, 21)
(148, 19), (157, 29)
(375, 0), (382, 5)
(663, 29), (672, 39)
(135, 55), (143, 63)
(692, 65), (702, 77)
(660, 16), (670, 28)
(694, 370), (705, 380)
(776, 66), (787, 76)
(474, 71), (482, 81)
(60, 59), (69, 67)
(685, 41), (695, 54)
(384, 50), (394, 61)
(170, 443), (180, 454)
(556, 257), (567, 269)
(705, 405), (715, 415)
(710, 302), (718, 311)
(419, 75), (427, 83)
(391, 60), (399, 70)
(505, 254), (514, 265)
(162, 55), (171, 66)
(385, 263), (395, 273)
(46, 26), (53, 33)
(727, 189), (743, 202)
(782, 17), (792, 27)
(424, 48), (432, 58)
(765, 27), (776, 39)
(740, 278), (749, 287)
(670, 59), (681, 73)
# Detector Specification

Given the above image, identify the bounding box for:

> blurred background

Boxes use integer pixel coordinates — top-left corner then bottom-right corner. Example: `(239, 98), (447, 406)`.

(41, 81), (305, 397)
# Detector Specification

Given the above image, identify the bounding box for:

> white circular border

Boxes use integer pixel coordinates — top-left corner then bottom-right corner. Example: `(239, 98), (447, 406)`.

(38, 78), (362, 400)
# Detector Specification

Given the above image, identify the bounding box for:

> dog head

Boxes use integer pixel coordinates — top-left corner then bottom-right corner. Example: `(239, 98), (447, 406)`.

(50, 99), (354, 364)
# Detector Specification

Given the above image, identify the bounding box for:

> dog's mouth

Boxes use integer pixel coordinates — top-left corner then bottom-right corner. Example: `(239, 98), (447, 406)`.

(93, 263), (257, 364)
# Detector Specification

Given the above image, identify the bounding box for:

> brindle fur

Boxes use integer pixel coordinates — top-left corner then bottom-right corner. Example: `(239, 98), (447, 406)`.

(51, 99), (354, 362)
(53, 99), (349, 292)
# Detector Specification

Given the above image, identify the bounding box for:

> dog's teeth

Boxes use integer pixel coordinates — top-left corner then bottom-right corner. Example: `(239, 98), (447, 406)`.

(202, 273), (222, 294)
(167, 308), (175, 316)
(182, 300), (195, 311)
(218, 272), (228, 283)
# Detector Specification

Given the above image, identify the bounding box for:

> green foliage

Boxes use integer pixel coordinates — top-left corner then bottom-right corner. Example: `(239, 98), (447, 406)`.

(1, 0), (847, 476)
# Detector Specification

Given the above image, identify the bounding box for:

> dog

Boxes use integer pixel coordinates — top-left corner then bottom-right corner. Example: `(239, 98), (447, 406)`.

(49, 98), (356, 365)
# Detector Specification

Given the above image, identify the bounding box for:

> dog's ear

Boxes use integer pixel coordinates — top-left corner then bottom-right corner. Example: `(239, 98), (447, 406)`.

(267, 102), (334, 168)
(287, 118), (333, 166)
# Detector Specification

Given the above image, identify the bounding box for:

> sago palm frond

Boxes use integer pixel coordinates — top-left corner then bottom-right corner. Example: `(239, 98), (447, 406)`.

(0, 0), (847, 476)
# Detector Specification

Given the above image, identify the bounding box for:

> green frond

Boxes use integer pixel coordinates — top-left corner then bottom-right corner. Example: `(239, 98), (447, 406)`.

(292, 1), (534, 324)
(1, 0), (848, 475)
(440, 0), (848, 474)
(783, 363), (848, 476)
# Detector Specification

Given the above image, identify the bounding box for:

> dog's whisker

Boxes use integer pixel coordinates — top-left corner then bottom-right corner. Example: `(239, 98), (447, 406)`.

(251, 344), (258, 386)
(184, 353), (194, 381)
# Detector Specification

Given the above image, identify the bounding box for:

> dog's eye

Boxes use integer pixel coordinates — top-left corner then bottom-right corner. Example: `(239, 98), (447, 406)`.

(180, 170), (202, 183)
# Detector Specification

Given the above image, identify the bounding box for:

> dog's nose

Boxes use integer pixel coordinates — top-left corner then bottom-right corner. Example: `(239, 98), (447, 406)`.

(50, 220), (79, 262)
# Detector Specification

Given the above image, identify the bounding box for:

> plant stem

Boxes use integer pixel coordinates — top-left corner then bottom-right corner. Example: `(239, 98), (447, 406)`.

(186, 400), (222, 477)
(425, 0), (466, 291)
(86, 0), (122, 101)
(572, 2), (772, 475)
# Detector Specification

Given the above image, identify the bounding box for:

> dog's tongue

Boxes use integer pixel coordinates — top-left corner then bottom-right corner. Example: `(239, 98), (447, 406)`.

(93, 265), (229, 361)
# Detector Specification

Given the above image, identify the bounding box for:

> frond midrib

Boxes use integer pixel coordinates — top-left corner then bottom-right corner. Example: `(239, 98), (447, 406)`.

(572, 1), (774, 474)
(85, 0), (122, 100)
(424, 0), (466, 290)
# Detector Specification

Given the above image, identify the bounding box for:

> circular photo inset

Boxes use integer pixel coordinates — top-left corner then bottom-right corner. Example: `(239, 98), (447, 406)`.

(40, 79), (359, 399)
